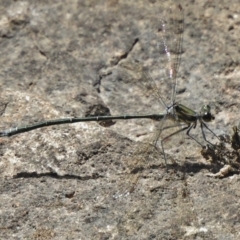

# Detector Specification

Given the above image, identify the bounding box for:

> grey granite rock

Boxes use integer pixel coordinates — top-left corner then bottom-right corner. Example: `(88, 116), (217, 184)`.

(0, 0), (240, 239)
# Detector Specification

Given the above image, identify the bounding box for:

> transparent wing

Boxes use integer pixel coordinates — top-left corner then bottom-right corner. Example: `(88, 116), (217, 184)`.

(159, 4), (184, 104)
(99, 5), (186, 194)
(100, 5), (184, 116)
(154, 116), (188, 164)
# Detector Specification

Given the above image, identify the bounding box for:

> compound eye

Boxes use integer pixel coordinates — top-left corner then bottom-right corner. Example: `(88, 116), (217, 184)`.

(201, 105), (215, 122)
(203, 113), (215, 122)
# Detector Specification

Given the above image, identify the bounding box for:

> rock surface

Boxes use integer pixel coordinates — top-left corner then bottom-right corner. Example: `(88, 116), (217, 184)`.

(0, 0), (240, 239)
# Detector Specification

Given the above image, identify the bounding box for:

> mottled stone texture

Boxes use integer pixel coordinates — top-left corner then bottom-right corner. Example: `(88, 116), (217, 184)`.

(0, 0), (239, 239)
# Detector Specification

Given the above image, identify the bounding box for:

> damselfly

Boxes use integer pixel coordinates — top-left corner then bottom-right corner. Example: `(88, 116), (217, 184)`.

(0, 5), (218, 165)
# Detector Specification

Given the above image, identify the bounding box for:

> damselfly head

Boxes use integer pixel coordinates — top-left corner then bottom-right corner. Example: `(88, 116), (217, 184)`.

(201, 105), (215, 122)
